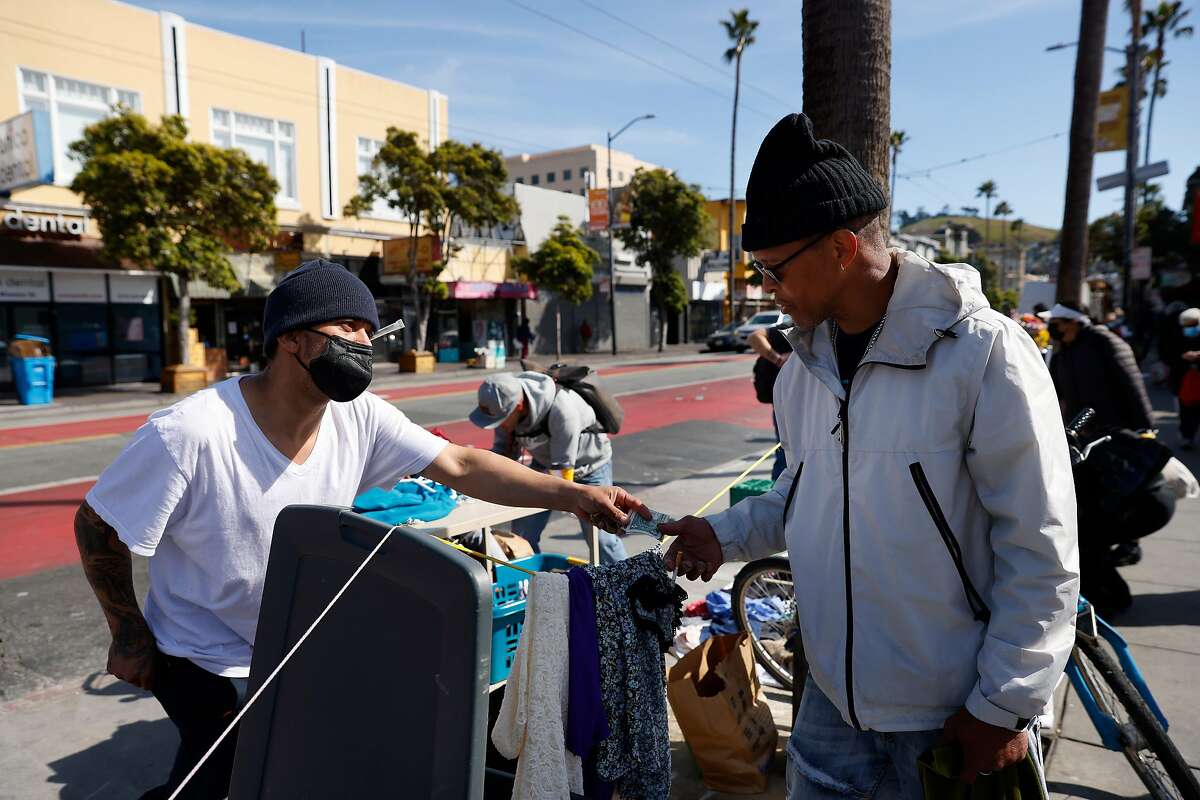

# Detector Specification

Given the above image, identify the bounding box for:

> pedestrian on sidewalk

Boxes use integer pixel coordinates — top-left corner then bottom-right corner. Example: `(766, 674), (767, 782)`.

(72, 259), (647, 800)
(747, 324), (791, 481)
(517, 317), (535, 359)
(470, 371), (628, 563)
(579, 318), (593, 352)
(1169, 307), (1200, 451)
(1042, 301), (1154, 432)
(661, 114), (1078, 798)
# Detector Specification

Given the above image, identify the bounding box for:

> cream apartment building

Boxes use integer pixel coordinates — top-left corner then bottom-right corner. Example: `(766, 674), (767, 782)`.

(504, 144), (658, 196)
(0, 0), (447, 389)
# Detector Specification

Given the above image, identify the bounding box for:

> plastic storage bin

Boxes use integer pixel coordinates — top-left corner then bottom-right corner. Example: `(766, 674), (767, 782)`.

(730, 478), (774, 507)
(490, 553), (575, 683)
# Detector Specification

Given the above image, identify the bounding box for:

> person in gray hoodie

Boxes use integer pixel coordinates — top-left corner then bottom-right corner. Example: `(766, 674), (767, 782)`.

(470, 371), (628, 563)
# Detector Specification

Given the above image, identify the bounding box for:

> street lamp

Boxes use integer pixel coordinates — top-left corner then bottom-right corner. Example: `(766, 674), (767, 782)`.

(607, 113), (655, 355)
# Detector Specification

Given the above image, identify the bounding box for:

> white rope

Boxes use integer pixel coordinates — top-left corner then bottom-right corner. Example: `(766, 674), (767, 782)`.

(167, 525), (398, 800)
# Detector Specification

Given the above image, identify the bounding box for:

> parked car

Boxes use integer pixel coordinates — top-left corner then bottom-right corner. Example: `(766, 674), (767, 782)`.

(734, 310), (791, 351)
(705, 321), (742, 352)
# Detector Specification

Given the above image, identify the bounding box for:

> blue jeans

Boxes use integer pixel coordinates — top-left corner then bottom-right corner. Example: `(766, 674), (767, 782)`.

(787, 677), (1044, 800)
(511, 460), (628, 564)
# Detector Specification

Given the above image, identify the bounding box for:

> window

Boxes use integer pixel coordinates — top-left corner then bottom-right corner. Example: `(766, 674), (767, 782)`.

(354, 137), (406, 220)
(211, 108), (297, 203)
(547, 172), (556, 184)
(563, 168), (572, 181)
(515, 177), (524, 184)
(19, 68), (142, 186)
(531, 174), (540, 186)
(618, 171), (625, 182)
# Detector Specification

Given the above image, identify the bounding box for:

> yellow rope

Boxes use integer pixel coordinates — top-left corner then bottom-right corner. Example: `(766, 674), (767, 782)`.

(693, 443), (781, 516)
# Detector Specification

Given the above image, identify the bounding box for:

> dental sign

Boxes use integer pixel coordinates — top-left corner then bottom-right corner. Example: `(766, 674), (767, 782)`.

(0, 110), (54, 192)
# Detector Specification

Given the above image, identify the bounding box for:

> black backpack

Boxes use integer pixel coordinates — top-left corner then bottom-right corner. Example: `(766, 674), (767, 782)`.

(520, 360), (624, 435)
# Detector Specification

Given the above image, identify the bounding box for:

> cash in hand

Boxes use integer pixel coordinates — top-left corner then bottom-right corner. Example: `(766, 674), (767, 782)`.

(623, 509), (674, 540)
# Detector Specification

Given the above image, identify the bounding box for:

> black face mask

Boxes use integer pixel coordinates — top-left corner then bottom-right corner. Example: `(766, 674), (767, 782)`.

(1047, 322), (1065, 342)
(295, 330), (374, 402)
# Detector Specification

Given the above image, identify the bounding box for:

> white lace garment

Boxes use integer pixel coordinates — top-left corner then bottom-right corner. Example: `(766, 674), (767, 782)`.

(491, 571), (583, 799)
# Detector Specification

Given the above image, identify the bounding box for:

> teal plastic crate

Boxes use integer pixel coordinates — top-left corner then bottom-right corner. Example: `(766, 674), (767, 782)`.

(730, 478), (774, 507)
(490, 553), (574, 683)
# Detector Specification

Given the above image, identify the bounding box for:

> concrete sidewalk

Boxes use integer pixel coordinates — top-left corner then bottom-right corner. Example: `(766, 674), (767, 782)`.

(0, 344), (740, 429)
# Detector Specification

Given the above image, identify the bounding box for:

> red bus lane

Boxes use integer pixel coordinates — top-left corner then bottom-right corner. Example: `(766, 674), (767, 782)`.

(0, 374), (766, 581)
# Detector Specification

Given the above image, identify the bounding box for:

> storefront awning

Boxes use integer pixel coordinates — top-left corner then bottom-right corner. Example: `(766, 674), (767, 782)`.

(449, 281), (537, 300)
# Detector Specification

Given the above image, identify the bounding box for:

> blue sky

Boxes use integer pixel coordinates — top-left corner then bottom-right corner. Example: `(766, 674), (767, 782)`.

(135, 0), (1198, 230)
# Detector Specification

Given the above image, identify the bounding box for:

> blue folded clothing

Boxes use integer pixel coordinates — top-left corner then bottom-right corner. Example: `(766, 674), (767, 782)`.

(701, 589), (789, 641)
(353, 479), (459, 525)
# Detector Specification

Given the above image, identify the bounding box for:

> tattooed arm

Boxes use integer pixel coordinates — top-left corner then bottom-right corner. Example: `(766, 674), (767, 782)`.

(74, 501), (158, 689)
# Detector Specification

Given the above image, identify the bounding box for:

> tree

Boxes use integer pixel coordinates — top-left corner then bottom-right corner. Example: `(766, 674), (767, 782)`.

(802, 0), (892, 191)
(513, 216), (597, 358)
(1011, 218), (1026, 253)
(994, 200), (1013, 253)
(888, 130), (909, 232)
(618, 168), (711, 352)
(960, 206), (980, 217)
(346, 131), (518, 349)
(721, 9), (758, 324)
(975, 180), (998, 243)
(70, 109), (278, 372)
(1139, 2), (1193, 166)
(1059, 0), (1110, 305)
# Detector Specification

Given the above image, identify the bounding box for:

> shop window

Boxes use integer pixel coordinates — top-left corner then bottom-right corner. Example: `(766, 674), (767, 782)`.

(355, 137), (408, 221)
(19, 68), (142, 186)
(211, 108), (298, 204)
(54, 304), (111, 387)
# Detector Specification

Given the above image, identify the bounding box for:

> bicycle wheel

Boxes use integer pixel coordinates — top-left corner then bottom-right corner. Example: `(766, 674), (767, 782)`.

(732, 557), (803, 691)
(1073, 633), (1200, 800)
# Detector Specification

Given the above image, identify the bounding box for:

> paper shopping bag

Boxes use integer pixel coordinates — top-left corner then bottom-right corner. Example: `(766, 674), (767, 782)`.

(667, 633), (778, 793)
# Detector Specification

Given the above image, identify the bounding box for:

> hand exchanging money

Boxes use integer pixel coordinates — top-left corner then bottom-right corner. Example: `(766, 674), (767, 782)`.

(659, 515), (724, 581)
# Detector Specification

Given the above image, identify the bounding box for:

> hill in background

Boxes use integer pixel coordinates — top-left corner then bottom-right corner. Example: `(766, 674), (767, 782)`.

(900, 215), (1059, 245)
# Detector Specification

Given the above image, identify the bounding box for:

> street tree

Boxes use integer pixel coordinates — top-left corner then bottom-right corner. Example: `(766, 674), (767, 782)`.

(1059, 0), (1110, 305)
(618, 168), (710, 352)
(70, 109), (278, 376)
(721, 8), (758, 324)
(976, 180), (998, 242)
(888, 130), (909, 232)
(345, 127), (439, 347)
(513, 216), (597, 359)
(802, 0), (892, 191)
(1139, 2), (1193, 166)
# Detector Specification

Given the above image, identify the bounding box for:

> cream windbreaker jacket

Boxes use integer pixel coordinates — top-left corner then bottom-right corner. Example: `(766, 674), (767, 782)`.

(709, 251), (1079, 732)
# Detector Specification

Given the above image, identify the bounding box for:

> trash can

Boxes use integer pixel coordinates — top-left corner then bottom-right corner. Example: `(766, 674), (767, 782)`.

(9, 334), (55, 405)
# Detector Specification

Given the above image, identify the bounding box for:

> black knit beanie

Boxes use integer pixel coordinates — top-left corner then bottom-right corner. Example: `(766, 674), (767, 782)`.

(741, 113), (887, 252)
(263, 259), (380, 353)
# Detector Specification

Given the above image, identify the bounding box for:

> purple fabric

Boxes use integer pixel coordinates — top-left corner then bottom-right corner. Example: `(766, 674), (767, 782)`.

(566, 568), (613, 799)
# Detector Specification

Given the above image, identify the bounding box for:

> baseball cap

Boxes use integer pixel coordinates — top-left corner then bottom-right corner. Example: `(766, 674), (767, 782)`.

(469, 373), (524, 429)
(1037, 303), (1089, 323)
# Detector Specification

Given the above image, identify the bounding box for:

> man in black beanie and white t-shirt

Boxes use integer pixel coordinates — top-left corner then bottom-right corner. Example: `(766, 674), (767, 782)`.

(663, 115), (1078, 797)
(73, 259), (648, 799)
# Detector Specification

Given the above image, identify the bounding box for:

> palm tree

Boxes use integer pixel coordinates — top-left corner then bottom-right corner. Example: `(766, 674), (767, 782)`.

(722, 9), (758, 324)
(802, 0), (893, 190)
(976, 180), (998, 244)
(1010, 218), (1025, 251)
(888, 130), (909, 232)
(1059, 0), (1109, 305)
(994, 201), (1013, 252)
(1140, 2), (1193, 166)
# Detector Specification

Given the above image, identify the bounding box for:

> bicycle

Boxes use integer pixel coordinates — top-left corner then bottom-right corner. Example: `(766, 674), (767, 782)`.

(731, 408), (1200, 799)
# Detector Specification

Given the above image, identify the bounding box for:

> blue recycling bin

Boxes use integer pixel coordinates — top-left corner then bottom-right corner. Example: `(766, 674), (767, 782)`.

(11, 335), (55, 405)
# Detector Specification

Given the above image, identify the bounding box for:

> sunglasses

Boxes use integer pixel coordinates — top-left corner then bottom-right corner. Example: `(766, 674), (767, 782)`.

(750, 231), (831, 284)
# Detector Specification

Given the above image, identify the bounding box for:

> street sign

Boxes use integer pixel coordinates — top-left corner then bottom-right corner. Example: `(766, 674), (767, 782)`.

(1095, 86), (1128, 152)
(1096, 161), (1169, 191)
(587, 188), (608, 232)
(1130, 246), (1152, 281)
(0, 110), (53, 192)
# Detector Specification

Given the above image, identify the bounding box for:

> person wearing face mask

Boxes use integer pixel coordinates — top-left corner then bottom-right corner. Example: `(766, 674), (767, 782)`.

(1173, 307), (1200, 450)
(660, 114), (1077, 797)
(1040, 301), (1154, 432)
(72, 259), (648, 800)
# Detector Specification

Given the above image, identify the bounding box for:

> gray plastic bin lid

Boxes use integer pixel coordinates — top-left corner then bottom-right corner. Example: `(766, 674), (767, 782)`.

(230, 506), (492, 799)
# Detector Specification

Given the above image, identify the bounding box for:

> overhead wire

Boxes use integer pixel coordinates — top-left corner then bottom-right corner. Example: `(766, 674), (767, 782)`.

(898, 132), (1067, 178)
(503, 0), (779, 121)
(573, 0), (795, 110)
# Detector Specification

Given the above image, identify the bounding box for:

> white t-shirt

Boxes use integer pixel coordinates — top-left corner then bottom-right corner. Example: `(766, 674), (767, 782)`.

(85, 377), (448, 677)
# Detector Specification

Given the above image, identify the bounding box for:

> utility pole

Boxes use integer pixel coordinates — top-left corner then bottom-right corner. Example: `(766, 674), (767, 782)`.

(1122, 0), (1142, 311)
